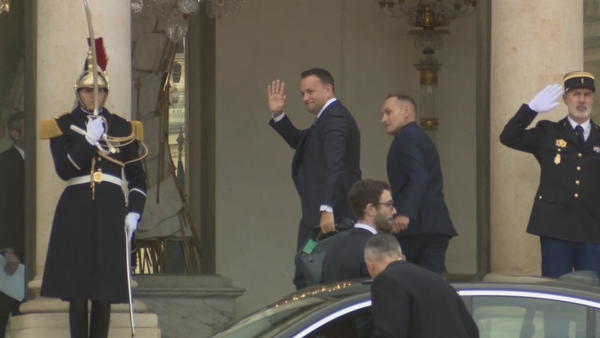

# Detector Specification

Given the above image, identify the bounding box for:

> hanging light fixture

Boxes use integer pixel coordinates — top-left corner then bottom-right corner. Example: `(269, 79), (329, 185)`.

(0, 0), (10, 14)
(374, 0), (475, 142)
(132, 0), (254, 42)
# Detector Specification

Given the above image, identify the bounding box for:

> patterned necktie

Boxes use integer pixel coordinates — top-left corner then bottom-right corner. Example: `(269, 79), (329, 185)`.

(575, 125), (585, 145)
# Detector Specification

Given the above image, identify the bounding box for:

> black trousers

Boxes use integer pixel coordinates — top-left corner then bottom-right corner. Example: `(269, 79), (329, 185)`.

(397, 234), (450, 274)
(0, 291), (21, 338)
(69, 299), (111, 338)
(293, 221), (314, 290)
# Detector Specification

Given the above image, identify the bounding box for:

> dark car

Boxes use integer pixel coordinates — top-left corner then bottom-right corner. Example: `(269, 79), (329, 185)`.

(209, 273), (600, 338)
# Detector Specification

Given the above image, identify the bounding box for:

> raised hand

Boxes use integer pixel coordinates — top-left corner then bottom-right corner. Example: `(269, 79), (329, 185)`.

(267, 80), (286, 116)
(528, 84), (563, 113)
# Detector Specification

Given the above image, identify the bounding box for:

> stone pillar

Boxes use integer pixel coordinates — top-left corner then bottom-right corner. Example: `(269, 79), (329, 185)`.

(10, 0), (160, 336)
(490, 1), (583, 275)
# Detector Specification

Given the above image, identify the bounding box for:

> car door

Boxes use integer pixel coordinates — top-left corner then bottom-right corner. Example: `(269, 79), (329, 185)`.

(459, 290), (593, 338)
(292, 300), (373, 338)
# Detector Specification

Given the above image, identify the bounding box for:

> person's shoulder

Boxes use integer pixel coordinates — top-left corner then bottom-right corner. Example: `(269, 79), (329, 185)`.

(325, 99), (350, 116)
(0, 147), (11, 160)
(535, 118), (561, 129)
(39, 111), (72, 139)
(391, 124), (422, 145)
(107, 111), (132, 126)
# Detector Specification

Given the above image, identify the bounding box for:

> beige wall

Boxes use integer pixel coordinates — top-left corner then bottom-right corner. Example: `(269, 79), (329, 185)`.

(215, 0), (477, 316)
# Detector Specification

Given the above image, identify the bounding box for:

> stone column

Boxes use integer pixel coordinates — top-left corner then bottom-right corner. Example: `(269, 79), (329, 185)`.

(490, 1), (583, 275)
(10, 0), (160, 336)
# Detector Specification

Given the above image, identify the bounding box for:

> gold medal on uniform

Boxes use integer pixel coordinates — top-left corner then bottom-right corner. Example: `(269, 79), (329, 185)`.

(554, 153), (561, 165)
(556, 139), (567, 148)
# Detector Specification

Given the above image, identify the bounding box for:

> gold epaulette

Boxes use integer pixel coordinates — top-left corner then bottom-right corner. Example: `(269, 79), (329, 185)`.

(39, 112), (69, 139)
(131, 121), (144, 142)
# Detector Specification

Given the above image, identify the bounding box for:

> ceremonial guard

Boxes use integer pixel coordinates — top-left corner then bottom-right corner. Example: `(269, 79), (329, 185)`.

(38, 36), (147, 338)
(500, 71), (600, 279)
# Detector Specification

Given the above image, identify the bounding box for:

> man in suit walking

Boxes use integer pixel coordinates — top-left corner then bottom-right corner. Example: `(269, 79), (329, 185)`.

(500, 71), (600, 279)
(268, 68), (362, 289)
(381, 94), (456, 274)
(365, 233), (479, 338)
(321, 179), (395, 284)
(0, 111), (25, 338)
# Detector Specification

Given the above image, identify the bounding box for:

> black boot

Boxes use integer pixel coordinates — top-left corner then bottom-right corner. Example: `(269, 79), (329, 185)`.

(89, 300), (111, 338)
(69, 299), (89, 338)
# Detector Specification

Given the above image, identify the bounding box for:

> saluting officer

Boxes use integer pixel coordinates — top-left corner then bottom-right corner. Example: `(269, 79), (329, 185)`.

(38, 40), (147, 338)
(500, 71), (600, 279)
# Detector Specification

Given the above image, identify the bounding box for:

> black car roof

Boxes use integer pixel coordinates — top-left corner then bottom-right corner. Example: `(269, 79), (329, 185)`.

(285, 273), (600, 305)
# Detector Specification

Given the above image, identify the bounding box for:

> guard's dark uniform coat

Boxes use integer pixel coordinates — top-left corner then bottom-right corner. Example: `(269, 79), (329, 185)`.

(500, 104), (600, 244)
(39, 107), (146, 304)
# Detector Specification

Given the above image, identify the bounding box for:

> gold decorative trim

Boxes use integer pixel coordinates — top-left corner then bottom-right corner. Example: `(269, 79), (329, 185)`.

(420, 118), (439, 131)
(564, 71), (594, 81)
(131, 121), (144, 142)
(39, 118), (63, 139)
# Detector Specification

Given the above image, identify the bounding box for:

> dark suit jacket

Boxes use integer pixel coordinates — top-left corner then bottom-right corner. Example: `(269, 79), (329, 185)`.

(321, 227), (374, 284)
(270, 99), (362, 229)
(386, 122), (456, 237)
(500, 104), (600, 243)
(0, 146), (25, 260)
(371, 261), (479, 338)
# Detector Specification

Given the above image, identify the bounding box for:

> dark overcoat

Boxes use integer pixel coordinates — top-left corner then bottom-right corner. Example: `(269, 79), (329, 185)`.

(0, 146), (25, 260)
(39, 107), (146, 303)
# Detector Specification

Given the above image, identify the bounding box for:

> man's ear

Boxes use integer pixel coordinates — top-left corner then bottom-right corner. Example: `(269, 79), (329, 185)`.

(401, 254), (406, 261)
(365, 259), (373, 273)
(325, 84), (334, 96)
(365, 203), (376, 217)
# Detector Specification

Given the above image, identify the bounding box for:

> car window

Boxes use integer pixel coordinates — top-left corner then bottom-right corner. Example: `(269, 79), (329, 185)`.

(472, 296), (587, 338)
(210, 297), (331, 338)
(304, 307), (374, 338)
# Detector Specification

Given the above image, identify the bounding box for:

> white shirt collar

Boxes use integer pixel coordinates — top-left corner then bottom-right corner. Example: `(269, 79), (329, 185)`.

(316, 98), (337, 119)
(13, 145), (25, 160)
(354, 223), (377, 235)
(567, 116), (590, 132)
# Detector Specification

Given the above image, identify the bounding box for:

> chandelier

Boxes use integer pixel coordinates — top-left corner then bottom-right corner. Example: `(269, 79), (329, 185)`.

(376, 0), (475, 25)
(0, 0), (9, 14)
(132, 0), (252, 43)
(374, 0), (475, 141)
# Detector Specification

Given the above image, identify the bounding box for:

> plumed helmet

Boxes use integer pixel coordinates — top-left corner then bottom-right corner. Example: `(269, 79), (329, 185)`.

(74, 38), (110, 110)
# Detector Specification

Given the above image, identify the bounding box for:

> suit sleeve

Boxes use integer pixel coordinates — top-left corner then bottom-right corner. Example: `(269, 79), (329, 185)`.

(319, 114), (349, 208)
(389, 134), (429, 220)
(371, 274), (409, 338)
(499, 104), (543, 154)
(455, 293), (480, 338)
(269, 114), (307, 149)
(123, 127), (147, 216)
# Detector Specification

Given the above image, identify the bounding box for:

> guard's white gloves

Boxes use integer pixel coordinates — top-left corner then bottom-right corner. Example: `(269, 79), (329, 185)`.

(125, 212), (140, 241)
(528, 84), (563, 113)
(85, 117), (105, 145)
